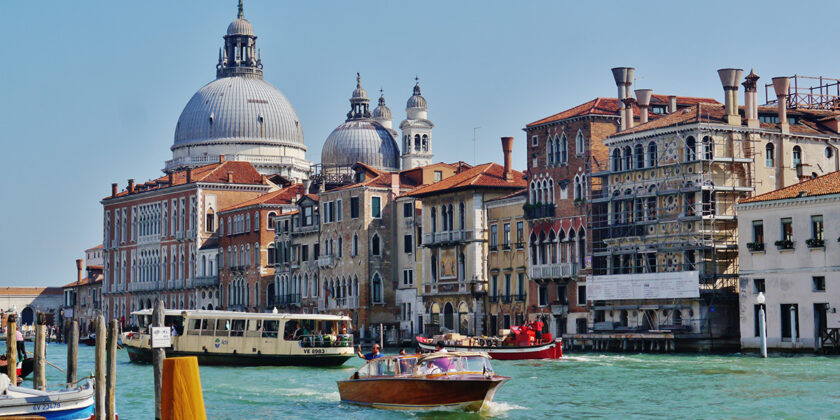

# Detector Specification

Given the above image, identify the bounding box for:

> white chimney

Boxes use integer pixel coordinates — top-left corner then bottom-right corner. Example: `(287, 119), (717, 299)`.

(717, 68), (744, 126)
(635, 89), (653, 124)
(622, 97), (635, 129)
(772, 76), (791, 134)
(668, 95), (677, 113)
(742, 69), (760, 128)
(611, 67), (635, 130)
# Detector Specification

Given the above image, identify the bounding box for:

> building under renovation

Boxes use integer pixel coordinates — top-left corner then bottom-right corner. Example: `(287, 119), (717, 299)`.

(582, 68), (840, 352)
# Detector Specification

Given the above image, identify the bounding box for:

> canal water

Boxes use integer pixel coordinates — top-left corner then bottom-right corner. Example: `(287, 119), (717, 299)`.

(7, 343), (840, 418)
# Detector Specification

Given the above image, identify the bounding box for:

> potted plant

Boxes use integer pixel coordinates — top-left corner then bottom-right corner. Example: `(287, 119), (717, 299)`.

(746, 242), (764, 252)
(806, 238), (825, 248)
(774, 239), (794, 250)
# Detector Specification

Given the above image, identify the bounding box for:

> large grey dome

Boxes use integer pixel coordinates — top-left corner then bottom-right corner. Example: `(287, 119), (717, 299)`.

(173, 76), (304, 147)
(321, 120), (400, 171)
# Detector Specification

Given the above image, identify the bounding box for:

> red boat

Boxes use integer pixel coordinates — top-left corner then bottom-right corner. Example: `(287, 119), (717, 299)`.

(416, 323), (562, 360)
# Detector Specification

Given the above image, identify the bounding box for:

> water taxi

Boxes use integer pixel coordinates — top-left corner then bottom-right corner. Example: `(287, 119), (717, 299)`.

(337, 352), (509, 411)
(122, 309), (354, 367)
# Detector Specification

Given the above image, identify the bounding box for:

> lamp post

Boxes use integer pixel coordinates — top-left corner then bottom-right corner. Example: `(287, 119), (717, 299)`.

(757, 292), (767, 358)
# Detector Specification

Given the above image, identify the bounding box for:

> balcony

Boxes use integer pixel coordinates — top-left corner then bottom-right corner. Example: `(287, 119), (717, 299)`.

(775, 240), (794, 250)
(501, 295), (512, 304)
(515, 293), (526, 302)
(523, 203), (555, 220)
(293, 224), (319, 235)
(422, 229), (476, 246)
(529, 262), (578, 280)
(746, 242), (765, 252)
(317, 255), (336, 268)
(514, 241), (525, 250)
(173, 279), (184, 289)
(806, 238), (825, 249)
(128, 282), (158, 292)
(194, 276), (219, 287)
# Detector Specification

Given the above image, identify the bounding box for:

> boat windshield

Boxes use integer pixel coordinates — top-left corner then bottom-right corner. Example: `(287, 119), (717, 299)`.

(355, 356), (419, 378)
(416, 355), (493, 376)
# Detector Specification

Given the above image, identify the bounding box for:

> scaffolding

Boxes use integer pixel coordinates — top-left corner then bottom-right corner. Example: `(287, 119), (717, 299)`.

(764, 75), (840, 110)
(586, 123), (760, 331)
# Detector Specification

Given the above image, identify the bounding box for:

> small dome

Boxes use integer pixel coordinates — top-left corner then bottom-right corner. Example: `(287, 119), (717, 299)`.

(373, 95), (392, 120)
(352, 73), (368, 100)
(321, 120), (400, 172)
(406, 84), (427, 109)
(226, 18), (254, 36)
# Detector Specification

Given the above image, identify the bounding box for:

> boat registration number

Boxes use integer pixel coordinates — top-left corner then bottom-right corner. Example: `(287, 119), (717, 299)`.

(33, 402), (60, 411)
(303, 348), (325, 354)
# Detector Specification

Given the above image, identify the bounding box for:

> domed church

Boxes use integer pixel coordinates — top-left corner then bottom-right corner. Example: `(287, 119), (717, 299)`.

(321, 75), (435, 175)
(166, 1), (311, 181)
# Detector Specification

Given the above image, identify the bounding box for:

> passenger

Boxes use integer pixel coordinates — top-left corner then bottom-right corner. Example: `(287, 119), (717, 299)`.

(435, 341), (448, 353)
(357, 344), (383, 361)
(0, 354), (7, 368)
(15, 328), (25, 360)
(399, 349), (407, 355)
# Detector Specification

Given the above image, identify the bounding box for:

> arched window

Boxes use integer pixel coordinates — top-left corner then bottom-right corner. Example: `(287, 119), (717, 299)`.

(267, 212), (276, 230)
(826, 147), (834, 159)
(414, 134), (421, 152)
(574, 175), (582, 200)
(443, 302), (454, 330)
(634, 144), (644, 169)
(547, 139), (554, 165)
(611, 149), (620, 172)
(431, 254), (437, 281)
(685, 136), (696, 161)
(560, 134), (568, 164)
(371, 233), (381, 256)
(441, 205), (448, 231)
(547, 180), (554, 204)
(267, 244), (276, 265)
(404, 134), (410, 150)
(447, 204), (454, 231)
(422, 135), (428, 151)
(205, 208), (215, 232)
(458, 253), (465, 280)
(578, 227), (586, 266)
(765, 143), (775, 167)
(371, 274), (382, 304)
(792, 145), (802, 167)
(352, 233), (359, 256)
(702, 136), (713, 160)
(430, 207), (437, 233)
(623, 146), (632, 170)
(530, 182), (537, 204)
(458, 202), (465, 229)
(647, 141), (657, 167)
(254, 243), (260, 266)
(576, 131), (585, 155)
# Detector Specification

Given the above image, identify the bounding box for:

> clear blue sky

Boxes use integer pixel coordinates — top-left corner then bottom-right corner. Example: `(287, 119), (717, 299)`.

(2, 0), (839, 287)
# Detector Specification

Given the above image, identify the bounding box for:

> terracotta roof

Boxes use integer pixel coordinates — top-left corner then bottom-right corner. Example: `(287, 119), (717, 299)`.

(0, 287), (64, 295)
(740, 170), (840, 204)
(105, 161), (264, 200)
(219, 184), (305, 212)
(85, 244), (103, 251)
(526, 95), (719, 127)
(405, 163), (527, 198)
(61, 274), (103, 289)
(86, 265), (103, 271)
(486, 188), (528, 203)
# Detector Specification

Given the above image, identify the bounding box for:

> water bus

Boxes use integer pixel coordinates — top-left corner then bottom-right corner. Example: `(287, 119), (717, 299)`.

(337, 352), (508, 411)
(122, 309), (354, 366)
(417, 323), (562, 360)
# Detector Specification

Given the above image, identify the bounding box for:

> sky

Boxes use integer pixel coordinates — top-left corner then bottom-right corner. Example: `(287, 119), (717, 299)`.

(3, 0), (840, 287)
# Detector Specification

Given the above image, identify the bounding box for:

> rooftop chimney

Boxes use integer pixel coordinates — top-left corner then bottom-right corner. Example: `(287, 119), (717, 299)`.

(742, 69), (760, 128)
(635, 89), (653, 124)
(717, 68), (744, 126)
(501, 137), (514, 181)
(75, 259), (83, 285)
(219, 155), (226, 163)
(622, 97), (635, 130)
(186, 168), (193, 184)
(111, 183), (118, 198)
(168, 172), (174, 186)
(772, 76), (791, 133)
(128, 179), (135, 193)
(303, 178), (312, 193)
(668, 95), (677, 113)
(611, 67), (635, 130)
(227, 171), (234, 183)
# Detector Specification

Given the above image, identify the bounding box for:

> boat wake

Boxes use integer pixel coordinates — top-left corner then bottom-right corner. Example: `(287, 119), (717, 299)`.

(481, 401), (528, 417)
(274, 387), (341, 401)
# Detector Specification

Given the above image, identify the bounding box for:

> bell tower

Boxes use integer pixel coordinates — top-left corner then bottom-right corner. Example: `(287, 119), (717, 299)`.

(400, 79), (434, 169)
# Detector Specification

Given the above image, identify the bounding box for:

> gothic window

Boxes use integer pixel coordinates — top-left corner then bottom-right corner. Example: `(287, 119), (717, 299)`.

(458, 202), (465, 229)
(702, 136), (713, 160)
(634, 144), (644, 169)
(371, 233), (381, 256)
(647, 141), (658, 167)
(430, 207), (437, 233)
(574, 176), (582, 200)
(414, 134), (421, 151)
(576, 131), (585, 155)
(422, 134), (428, 151)
(612, 149), (621, 172)
(765, 143), (775, 167)
(622, 146), (632, 170)
(792, 145), (802, 167)
(560, 134), (568, 164)
(372, 274), (382, 304)
(685, 136), (696, 161)
(441, 205), (448, 231)
(547, 139), (554, 165)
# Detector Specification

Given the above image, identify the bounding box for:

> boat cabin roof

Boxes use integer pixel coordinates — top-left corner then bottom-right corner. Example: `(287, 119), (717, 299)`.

(130, 309), (350, 322)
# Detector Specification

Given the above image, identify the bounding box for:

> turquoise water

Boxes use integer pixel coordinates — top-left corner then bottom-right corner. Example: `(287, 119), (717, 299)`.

(7, 343), (840, 419)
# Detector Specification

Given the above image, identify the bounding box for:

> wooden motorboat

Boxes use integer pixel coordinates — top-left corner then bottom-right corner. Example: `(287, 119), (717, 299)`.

(337, 352), (509, 411)
(0, 375), (94, 419)
(123, 309), (354, 366)
(0, 358), (34, 379)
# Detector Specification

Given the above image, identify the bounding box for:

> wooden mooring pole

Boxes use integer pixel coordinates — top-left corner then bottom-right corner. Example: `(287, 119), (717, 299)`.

(6, 314), (17, 385)
(95, 315), (106, 420)
(34, 312), (47, 390)
(67, 320), (78, 386)
(106, 319), (118, 420)
(153, 299), (166, 420)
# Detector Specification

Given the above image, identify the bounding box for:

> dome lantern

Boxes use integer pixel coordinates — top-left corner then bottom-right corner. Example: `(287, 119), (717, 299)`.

(217, 0), (262, 79)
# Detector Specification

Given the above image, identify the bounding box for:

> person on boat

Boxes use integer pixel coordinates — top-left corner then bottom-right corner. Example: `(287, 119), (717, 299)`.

(399, 349), (407, 355)
(435, 341), (448, 353)
(357, 344), (382, 361)
(15, 328), (25, 360)
(0, 355), (7, 368)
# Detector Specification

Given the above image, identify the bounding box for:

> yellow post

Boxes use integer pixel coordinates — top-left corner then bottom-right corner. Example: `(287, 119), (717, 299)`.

(161, 357), (206, 420)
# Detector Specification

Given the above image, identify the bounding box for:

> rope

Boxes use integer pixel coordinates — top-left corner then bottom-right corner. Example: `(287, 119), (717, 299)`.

(24, 350), (65, 374)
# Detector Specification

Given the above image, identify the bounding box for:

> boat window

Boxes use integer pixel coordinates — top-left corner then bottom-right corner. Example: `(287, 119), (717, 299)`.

(262, 320), (279, 338)
(215, 319), (231, 336)
(199, 318), (214, 336)
(188, 319), (202, 336)
(230, 319), (246, 337)
(283, 320), (302, 341)
(397, 357), (418, 375)
(246, 320), (260, 338)
(459, 356), (492, 374)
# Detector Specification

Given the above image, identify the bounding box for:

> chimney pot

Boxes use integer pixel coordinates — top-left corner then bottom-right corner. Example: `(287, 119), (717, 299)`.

(227, 171), (234, 183)
(622, 97), (635, 129)
(501, 137), (514, 181)
(668, 96), (677, 113)
(717, 68), (743, 125)
(128, 179), (135, 193)
(635, 89), (653, 124)
(111, 183), (118, 198)
(612, 67), (635, 129)
(772, 77), (791, 133)
(75, 259), (83, 284)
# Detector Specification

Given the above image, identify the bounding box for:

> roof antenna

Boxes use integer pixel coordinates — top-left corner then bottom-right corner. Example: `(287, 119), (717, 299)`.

(237, 0), (244, 19)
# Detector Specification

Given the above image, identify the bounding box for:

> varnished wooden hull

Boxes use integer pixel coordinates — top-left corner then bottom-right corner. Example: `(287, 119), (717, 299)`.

(337, 375), (509, 411)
